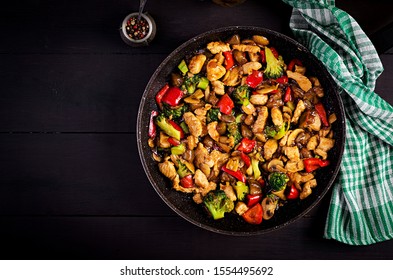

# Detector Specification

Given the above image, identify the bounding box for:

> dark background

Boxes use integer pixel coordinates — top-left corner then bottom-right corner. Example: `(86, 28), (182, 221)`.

(0, 0), (392, 259)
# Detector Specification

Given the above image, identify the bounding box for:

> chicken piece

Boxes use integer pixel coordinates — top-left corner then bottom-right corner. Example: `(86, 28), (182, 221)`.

(314, 135), (334, 159)
(242, 61), (262, 75)
(264, 139), (278, 160)
(194, 143), (214, 176)
(306, 135), (319, 150)
(285, 160), (304, 173)
(193, 193), (203, 204)
(232, 44), (261, 53)
(250, 94), (268, 105)
(195, 106), (212, 118)
(214, 52), (225, 65)
(300, 179), (317, 199)
(252, 106), (269, 134)
(222, 66), (241, 86)
(187, 135), (198, 150)
(158, 160), (177, 181)
(183, 112), (203, 137)
(279, 130), (291, 146)
(283, 146), (300, 161)
(314, 148), (327, 159)
(206, 59), (226, 81)
(235, 201), (249, 216)
(207, 121), (220, 142)
(300, 111), (321, 132)
(196, 181), (217, 197)
(210, 149), (230, 178)
(287, 70), (312, 92)
(211, 80), (225, 95)
(207, 41), (231, 54)
(189, 54), (207, 74)
(290, 172), (314, 184)
(271, 107), (283, 127)
(194, 169), (209, 189)
(220, 183), (237, 201)
(158, 132), (171, 148)
(291, 100), (306, 124)
(317, 137), (335, 152)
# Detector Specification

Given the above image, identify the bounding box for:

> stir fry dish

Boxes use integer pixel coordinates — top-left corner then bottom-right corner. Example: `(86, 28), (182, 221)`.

(147, 34), (336, 225)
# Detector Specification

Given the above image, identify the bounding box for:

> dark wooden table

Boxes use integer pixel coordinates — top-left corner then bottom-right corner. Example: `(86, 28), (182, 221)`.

(1, 0), (393, 260)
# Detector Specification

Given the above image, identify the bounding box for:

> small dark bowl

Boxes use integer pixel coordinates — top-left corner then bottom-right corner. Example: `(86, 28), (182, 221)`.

(137, 26), (345, 235)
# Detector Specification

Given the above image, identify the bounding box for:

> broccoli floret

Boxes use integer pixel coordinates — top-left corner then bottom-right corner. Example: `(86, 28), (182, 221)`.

(207, 108), (220, 123)
(264, 125), (277, 138)
(264, 47), (284, 79)
(177, 160), (191, 178)
(156, 114), (182, 140)
(203, 190), (234, 220)
(268, 172), (289, 192)
(232, 85), (251, 106)
(182, 75), (201, 94)
(226, 122), (242, 145)
(162, 103), (188, 120)
(233, 181), (249, 201)
(264, 122), (289, 140)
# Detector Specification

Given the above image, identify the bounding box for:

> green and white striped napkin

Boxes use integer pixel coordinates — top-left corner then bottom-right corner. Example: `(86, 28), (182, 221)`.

(281, 0), (393, 245)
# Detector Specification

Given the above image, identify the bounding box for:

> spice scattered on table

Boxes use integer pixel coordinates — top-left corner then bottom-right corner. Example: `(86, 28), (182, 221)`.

(125, 15), (150, 40)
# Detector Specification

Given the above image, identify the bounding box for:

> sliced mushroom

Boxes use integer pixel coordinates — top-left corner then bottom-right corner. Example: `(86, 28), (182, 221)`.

(267, 158), (286, 173)
(286, 128), (304, 147)
(222, 65), (241, 86)
(252, 35), (269, 46)
(261, 197), (278, 220)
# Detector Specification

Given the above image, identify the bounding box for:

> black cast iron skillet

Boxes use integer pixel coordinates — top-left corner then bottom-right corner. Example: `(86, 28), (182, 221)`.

(137, 26), (346, 235)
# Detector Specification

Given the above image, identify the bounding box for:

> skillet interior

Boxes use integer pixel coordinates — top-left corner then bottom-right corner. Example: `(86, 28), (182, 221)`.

(137, 26), (345, 235)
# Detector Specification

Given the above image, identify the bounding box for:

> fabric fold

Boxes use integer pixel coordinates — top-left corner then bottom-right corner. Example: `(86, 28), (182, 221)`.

(281, 0), (393, 245)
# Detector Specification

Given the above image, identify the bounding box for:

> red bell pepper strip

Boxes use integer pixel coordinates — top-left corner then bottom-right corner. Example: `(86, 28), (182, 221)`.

(180, 174), (194, 188)
(270, 47), (279, 59)
(283, 87), (293, 103)
(217, 94), (234, 115)
(257, 177), (266, 188)
(168, 120), (185, 139)
(148, 110), (159, 138)
(276, 76), (288, 84)
(155, 83), (170, 108)
(246, 194), (263, 207)
(237, 138), (256, 153)
(223, 51), (235, 70)
(286, 184), (299, 199)
(221, 166), (246, 183)
(260, 49), (266, 64)
(167, 137), (180, 146)
(246, 70), (263, 88)
(304, 158), (330, 173)
(240, 152), (251, 167)
(161, 86), (184, 107)
(242, 203), (263, 225)
(315, 103), (329, 127)
(287, 58), (303, 72)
